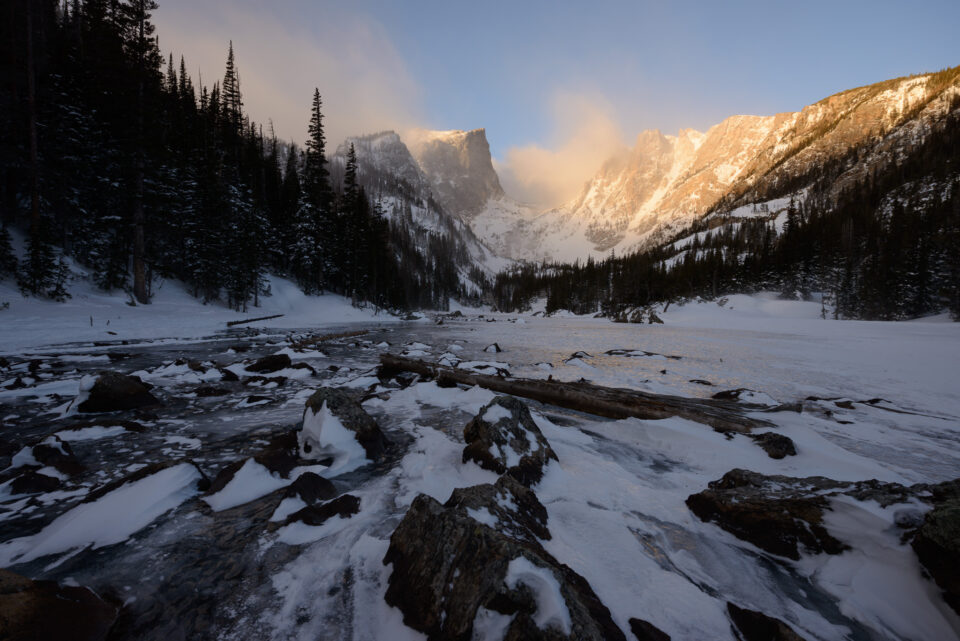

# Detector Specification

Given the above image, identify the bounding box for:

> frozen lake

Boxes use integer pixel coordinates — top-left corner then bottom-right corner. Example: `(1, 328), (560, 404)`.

(1, 295), (958, 640)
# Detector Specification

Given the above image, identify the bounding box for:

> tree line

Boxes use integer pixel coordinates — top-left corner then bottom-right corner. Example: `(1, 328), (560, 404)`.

(0, 0), (472, 312)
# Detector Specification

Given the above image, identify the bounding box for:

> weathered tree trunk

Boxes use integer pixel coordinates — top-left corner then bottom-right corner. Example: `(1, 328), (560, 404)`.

(25, 0), (39, 228)
(131, 6), (148, 304)
(379, 354), (772, 434)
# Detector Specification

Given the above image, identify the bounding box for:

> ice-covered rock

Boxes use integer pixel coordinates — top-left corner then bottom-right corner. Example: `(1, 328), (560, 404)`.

(300, 388), (387, 467)
(462, 396), (558, 486)
(383, 491), (625, 640)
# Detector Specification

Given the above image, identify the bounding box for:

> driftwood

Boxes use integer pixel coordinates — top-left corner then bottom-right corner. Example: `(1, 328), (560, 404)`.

(379, 354), (771, 434)
(226, 314), (284, 327)
(290, 329), (369, 350)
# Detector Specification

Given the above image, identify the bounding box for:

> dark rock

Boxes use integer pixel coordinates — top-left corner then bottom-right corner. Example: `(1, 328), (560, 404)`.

(206, 460), (247, 496)
(687, 469), (922, 561)
(302, 387), (388, 461)
(241, 395), (275, 407)
(447, 475), (551, 543)
(462, 396), (558, 486)
(105, 352), (136, 362)
(77, 372), (160, 413)
(449, 310), (464, 318)
(243, 375), (287, 387)
(290, 362), (317, 375)
(726, 603), (808, 641)
(686, 469), (849, 560)
(748, 432), (797, 459)
(648, 311), (664, 324)
(484, 343), (502, 353)
(246, 353), (292, 373)
(629, 618), (671, 641)
(286, 494), (360, 526)
(10, 470), (62, 494)
(383, 492), (626, 641)
(253, 430), (300, 478)
(284, 471), (337, 504)
(912, 492), (960, 614)
(195, 385), (230, 397)
(31, 435), (85, 476)
(0, 568), (119, 641)
(689, 379), (713, 386)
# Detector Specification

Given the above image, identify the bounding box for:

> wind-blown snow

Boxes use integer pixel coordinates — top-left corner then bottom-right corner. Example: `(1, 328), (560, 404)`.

(0, 463), (200, 567)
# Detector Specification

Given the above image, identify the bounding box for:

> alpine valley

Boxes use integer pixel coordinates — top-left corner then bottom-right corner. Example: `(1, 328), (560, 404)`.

(2, 4), (960, 641)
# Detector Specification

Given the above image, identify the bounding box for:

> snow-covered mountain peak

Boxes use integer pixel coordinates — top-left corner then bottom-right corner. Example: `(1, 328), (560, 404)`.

(407, 127), (505, 220)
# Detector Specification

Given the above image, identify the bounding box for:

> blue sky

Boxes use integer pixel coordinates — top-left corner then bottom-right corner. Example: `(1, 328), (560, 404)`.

(155, 0), (960, 204)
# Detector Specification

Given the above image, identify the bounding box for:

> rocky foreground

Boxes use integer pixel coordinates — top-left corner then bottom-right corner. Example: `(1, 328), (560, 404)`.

(0, 323), (958, 640)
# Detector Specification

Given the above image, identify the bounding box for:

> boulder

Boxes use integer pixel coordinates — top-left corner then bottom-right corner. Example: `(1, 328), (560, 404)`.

(447, 475), (551, 544)
(628, 618), (671, 641)
(748, 432), (797, 459)
(686, 469), (849, 560)
(726, 603), (808, 641)
(301, 387), (388, 462)
(245, 353), (291, 373)
(463, 396), (558, 486)
(0, 569), (118, 641)
(383, 492), (626, 641)
(10, 470), (61, 494)
(686, 469), (919, 560)
(77, 372), (159, 413)
(911, 481), (960, 614)
(484, 343), (503, 353)
(30, 435), (85, 476)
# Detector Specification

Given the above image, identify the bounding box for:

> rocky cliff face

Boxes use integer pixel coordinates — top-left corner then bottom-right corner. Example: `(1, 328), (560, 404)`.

(407, 128), (506, 219)
(542, 69), (960, 260)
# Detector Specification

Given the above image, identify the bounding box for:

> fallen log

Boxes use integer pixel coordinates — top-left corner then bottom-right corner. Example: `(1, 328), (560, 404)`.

(379, 354), (771, 434)
(226, 314), (284, 327)
(290, 329), (369, 350)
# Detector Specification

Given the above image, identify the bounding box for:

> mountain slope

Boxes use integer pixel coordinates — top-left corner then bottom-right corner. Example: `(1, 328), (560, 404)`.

(466, 68), (960, 263)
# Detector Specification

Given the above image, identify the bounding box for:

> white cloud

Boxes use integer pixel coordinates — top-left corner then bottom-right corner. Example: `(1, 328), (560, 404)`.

(153, 1), (422, 150)
(496, 92), (627, 208)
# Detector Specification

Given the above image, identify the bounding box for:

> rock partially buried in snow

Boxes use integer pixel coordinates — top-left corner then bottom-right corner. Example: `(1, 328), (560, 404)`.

(484, 343), (502, 353)
(685, 469), (923, 560)
(463, 396), (558, 486)
(726, 602), (808, 641)
(748, 432), (797, 459)
(284, 471), (337, 504)
(301, 387), (387, 467)
(383, 492), (626, 641)
(284, 494), (360, 526)
(245, 353), (292, 373)
(628, 618), (672, 640)
(76, 372), (160, 413)
(0, 568), (119, 641)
